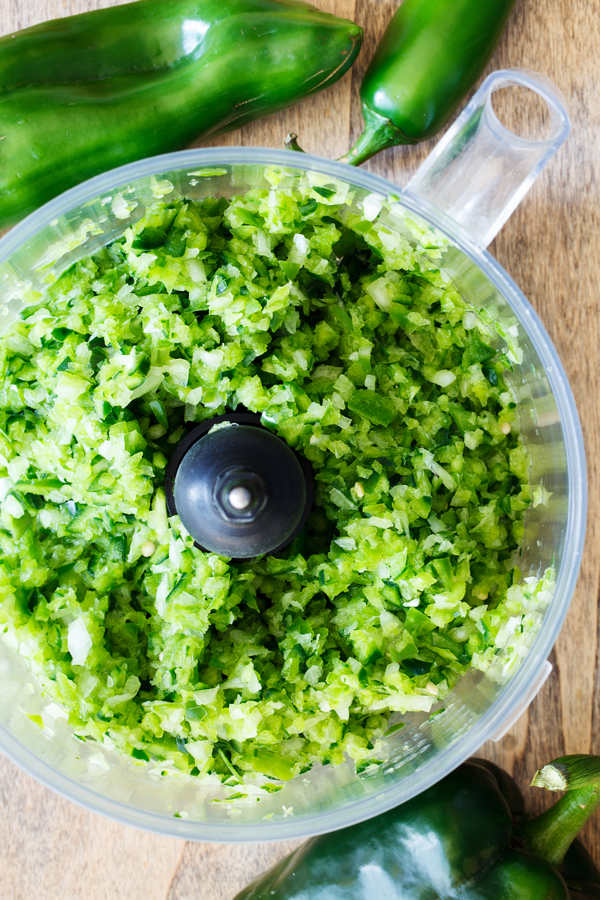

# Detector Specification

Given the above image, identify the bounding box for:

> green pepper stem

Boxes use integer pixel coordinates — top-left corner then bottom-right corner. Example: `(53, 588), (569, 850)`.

(338, 105), (412, 166)
(532, 755), (600, 792)
(523, 756), (600, 868)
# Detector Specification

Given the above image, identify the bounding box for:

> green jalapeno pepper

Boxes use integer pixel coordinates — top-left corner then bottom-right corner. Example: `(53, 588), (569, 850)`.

(234, 755), (600, 899)
(0, 0), (362, 227)
(341, 0), (517, 166)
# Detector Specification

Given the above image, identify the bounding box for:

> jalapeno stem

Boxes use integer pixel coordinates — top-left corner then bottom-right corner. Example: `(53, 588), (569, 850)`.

(339, 107), (413, 166)
(523, 755), (600, 869)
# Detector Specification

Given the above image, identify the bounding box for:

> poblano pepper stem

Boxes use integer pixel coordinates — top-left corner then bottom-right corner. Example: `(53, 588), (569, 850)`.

(524, 755), (600, 870)
(340, 0), (518, 167)
(284, 133), (305, 153)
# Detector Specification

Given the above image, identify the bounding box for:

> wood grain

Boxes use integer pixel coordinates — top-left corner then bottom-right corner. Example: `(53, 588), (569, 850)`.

(0, 754), (184, 900)
(1, 0), (600, 895)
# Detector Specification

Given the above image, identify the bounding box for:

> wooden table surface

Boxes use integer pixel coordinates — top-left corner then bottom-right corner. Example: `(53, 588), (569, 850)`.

(1, 0), (599, 896)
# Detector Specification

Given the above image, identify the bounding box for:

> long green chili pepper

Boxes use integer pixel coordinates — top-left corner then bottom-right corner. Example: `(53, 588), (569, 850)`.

(341, 0), (517, 166)
(234, 756), (600, 899)
(0, 0), (362, 228)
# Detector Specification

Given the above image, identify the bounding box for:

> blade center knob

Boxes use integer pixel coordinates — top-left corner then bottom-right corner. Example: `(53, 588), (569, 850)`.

(228, 486), (252, 510)
(213, 466), (268, 522)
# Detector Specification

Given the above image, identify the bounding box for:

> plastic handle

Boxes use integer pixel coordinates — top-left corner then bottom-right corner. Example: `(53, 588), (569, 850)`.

(490, 660), (553, 743)
(403, 69), (571, 249)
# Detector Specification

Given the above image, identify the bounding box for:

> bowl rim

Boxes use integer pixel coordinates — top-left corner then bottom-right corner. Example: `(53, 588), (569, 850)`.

(0, 147), (588, 842)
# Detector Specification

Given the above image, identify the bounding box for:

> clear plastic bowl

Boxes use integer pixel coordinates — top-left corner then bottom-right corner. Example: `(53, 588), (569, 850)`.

(0, 140), (586, 842)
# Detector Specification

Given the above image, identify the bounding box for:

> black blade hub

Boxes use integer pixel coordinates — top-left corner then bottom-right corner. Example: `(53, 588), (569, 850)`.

(165, 412), (313, 560)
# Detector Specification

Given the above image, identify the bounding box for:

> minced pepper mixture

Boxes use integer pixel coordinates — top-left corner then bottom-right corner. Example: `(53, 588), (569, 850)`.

(0, 172), (546, 784)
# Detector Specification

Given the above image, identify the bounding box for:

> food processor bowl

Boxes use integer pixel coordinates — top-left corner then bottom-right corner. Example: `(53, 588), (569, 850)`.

(0, 70), (585, 841)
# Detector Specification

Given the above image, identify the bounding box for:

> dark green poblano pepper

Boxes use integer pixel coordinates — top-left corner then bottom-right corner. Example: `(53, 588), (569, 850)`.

(341, 0), (517, 166)
(0, 0), (362, 227)
(234, 756), (600, 900)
